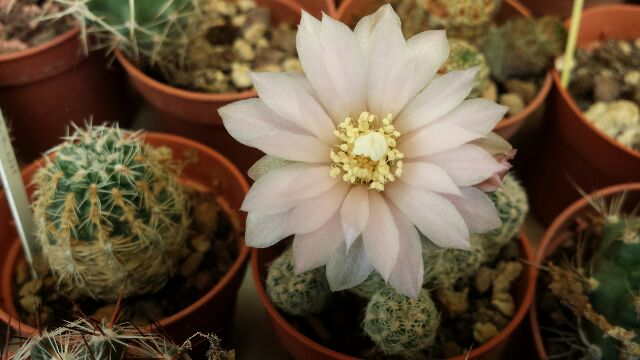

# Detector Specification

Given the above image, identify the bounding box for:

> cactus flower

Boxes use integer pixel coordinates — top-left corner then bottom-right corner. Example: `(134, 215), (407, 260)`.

(220, 5), (513, 298)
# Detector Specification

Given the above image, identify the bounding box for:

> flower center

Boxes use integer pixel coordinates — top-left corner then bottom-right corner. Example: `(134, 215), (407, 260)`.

(330, 112), (404, 191)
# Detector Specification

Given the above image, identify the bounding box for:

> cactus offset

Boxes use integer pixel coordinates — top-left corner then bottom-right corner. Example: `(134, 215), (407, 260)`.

(266, 249), (330, 316)
(32, 124), (188, 301)
(483, 16), (566, 82)
(440, 38), (490, 98)
(363, 287), (440, 355)
(425, 0), (502, 46)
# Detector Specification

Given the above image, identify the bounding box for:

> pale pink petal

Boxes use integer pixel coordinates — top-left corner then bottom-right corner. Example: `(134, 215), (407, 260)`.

(471, 132), (514, 156)
(245, 211), (292, 248)
(241, 164), (338, 214)
(395, 68), (479, 134)
(387, 204), (423, 298)
(363, 191), (400, 281)
(326, 240), (373, 291)
(400, 162), (462, 196)
(475, 148), (516, 192)
(293, 214), (344, 273)
(340, 186), (369, 249)
(423, 144), (507, 187)
(386, 182), (470, 250)
(354, 4), (399, 55)
(399, 122), (483, 159)
(442, 187), (501, 233)
(297, 12), (367, 123)
(404, 30), (449, 96)
(247, 155), (292, 181)
(285, 182), (350, 234)
(220, 99), (330, 162)
(251, 72), (336, 144)
(434, 98), (509, 135)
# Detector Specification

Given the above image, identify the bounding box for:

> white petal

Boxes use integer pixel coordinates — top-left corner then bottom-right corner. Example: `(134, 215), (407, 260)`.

(400, 162), (462, 196)
(340, 186), (369, 249)
(285, 182), (349, 234)
(404, 30), (449, 96)
(219, 99), (330, 162)
(245, 211), (292, 248)
(354, 4), (399, 55)
(395, 68), (480, 134)
(399, 122), (483, 159)
(386, 181), (470, 250)
(442, 187), (501, 233)
(471, 132), (514, 156)
(388, 204), (424, 298)
(435, 98), (509, 135)
(250, 72), (336, 145)
(247, 155), (292, 181)
(293, 214), (344, 273)
(297, 11), (367, 123)
(326, 240), (373, 291)
(422, 144), (507, 187)
(241, 164), (338, 214)
(362, 191), (400, 281)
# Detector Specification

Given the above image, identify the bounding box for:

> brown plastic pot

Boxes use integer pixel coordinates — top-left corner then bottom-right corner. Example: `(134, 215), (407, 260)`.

(527, 5), (640, 226)
(0, 133), (250, 343)
(0, 26), (132, 162)
(294, 0), (336, 17)
(252, 233), (536, 360)
(336, 0), (553, 141)
(530, 183), (640, 359)
(115, 0), (318, 175)
(518, 0), (624, 18)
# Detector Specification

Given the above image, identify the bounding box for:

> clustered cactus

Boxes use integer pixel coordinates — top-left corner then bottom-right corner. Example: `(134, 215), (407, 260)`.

(439, 38), (490, 98)
(483, 16), (566, 82)
(32, 124), (189, 301)
(266, 174), (529, 356)
(425, 0), (502, 46)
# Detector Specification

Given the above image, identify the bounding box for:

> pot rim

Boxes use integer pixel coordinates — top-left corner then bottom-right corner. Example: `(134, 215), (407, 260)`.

(530, 182), (640, 359)
(252, 232), (536, 360)
(0, 25), (81, 63)
(0, 132), (250, 336)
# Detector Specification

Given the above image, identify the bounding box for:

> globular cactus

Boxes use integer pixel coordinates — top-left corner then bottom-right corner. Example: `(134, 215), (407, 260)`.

(266, 249), (330, 316)
(483, 16), (566, 82)
(425, 0), (502, 46)
(422, 235), (487, 287)
(348, 271), (386, 299)
(363, 287), (440, 355)
(439, 38), (490, 98)
(32, 124), (189, 301)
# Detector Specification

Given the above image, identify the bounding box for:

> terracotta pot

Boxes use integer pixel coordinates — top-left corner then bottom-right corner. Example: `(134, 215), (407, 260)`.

(530, 183), (640, 359)
(527, 5), (640, 226)
(115, 0), (315, 175)
(517, 0), (624, 18)
(335, 0), (553, 142)
(252, 233), (535, 360)
(0, 133), (250, 344)
(294, 0), (336, 17)
(0, 26), (132, 162)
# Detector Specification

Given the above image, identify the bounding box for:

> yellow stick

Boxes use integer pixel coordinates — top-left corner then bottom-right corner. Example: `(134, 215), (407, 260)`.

(561, 0), (585, 88)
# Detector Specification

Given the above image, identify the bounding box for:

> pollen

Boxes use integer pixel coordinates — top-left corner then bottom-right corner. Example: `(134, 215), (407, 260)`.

(330, 112), (404, 191)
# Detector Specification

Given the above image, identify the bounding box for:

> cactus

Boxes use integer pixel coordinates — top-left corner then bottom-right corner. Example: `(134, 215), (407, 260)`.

(363, 287), (440, 355)
(422, 235), (487, 287)
(483, 16), (566, 82)
(425, 0), (502, 46)
(439, 38), (490, 98)
(266, 249), (330, 316)
(32, 124), (189, 301)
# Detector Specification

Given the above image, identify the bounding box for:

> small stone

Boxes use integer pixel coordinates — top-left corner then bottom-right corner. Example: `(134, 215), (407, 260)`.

(255, 64), (282, 73)
(19, 295), (41, 312)
(271, 25), (297, 53)
(93, 304), (116, 322)
(436, 286), (469, 316)
(594, 74), (620, 102)
(473, 322), (499, 344)
(231, 14), (247, 27)
(180, 253), (204, 277)
(15, 259), (30, 285)
(505, 79), (537, 103)
(624, 70), (640, 86)
(237, 0), (255, 12)
(193, 272), (213, 291)
(282, 58), (302, 73)
(231, 63), (252, 89)
(499, 93), (525, 116)
(585, 100), (640, 150)
(618, 40), (632, 55)
(492, 292), (516, 316)
(194, 199), (219, 234)
(19, 279), (42, 298)
(481, 80), (498, 102)
(475, 266), (496, 293)
(243, 23), (266, 45)
(191, 234), (211, 253)
(233, 39), (255, 61)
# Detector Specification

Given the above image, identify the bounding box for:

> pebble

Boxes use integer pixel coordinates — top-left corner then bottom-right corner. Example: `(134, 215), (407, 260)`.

(243, 23), (267, 45)
(282, 58), (302, 73)
(231, 63), (252, 88)
(475, 266), (495, 294)
(194, 199), (219, 234)
(624, 70), (640, 86)
(193, 272), (213, 291)
(473, 322), (499, 344)
(19, 295), (42, 312)
(19, 279), (42, 298)
(233, 39), (255, 61)
(15, 259), (30, 286)
(481, 80), (498, 102)
(593, 74), (620, 102)
(499, 93), (525, 116)
(585, 100), (640, 149)
(492, 292), (516, 317)
(436, 287), (469, 316)
(191, 234), (212, 253)
(505, 79), (537, 103)
(180, 253), (204, 277)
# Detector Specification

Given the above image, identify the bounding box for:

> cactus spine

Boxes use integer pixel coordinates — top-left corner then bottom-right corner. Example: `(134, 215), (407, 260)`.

(32, 124), (189, 301)
(425, 0), (502, 46)
(440, 38), (490, 98)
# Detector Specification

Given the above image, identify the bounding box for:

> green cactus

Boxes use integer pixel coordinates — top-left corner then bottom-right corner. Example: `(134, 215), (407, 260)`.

(363, 287), (440, 355)
(266, 249), (330, 316)
(583, 216), (640, 359)
(32, 124), (189, 301)
(483, 16), (566, 82)
(425, 0), (502, 46)
(422, 235), (486, 288)
(440, 38), (490, 98)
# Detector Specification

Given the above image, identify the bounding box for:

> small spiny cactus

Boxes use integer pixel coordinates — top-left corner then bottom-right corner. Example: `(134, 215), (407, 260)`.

(266, 249), (330, 316)
(32, 124), (189, 301)
(483, 16), (566, 82)
(422, 235), (487, 287)
(425, 0), (502, 46)
(363, 287), (440, 355)
(439, 38), (490, 98)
